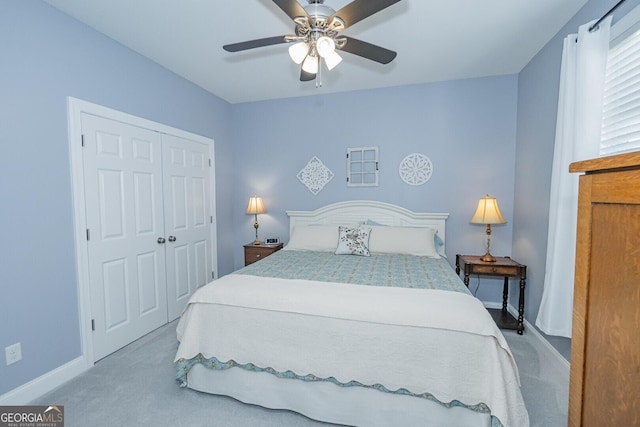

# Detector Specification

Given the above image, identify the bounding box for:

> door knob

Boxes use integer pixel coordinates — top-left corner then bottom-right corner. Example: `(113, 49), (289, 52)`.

(168, 236), (177, 242)
(157, 237), (166, 244)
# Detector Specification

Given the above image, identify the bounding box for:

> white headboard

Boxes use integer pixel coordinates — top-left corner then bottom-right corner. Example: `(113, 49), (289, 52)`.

(286, 200), (449, 249)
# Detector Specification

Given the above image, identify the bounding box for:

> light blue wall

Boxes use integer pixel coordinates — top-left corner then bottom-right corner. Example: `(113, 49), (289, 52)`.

(0, 1), (235, 395)
(230, 76), (520, 298)
(513, 0), (640, 359)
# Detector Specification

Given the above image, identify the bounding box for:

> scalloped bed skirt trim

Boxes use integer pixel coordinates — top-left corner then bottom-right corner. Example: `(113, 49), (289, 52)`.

(176, 356), (499, 427)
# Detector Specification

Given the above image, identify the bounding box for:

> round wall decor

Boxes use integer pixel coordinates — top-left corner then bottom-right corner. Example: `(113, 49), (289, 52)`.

(399, 153), (433, 186)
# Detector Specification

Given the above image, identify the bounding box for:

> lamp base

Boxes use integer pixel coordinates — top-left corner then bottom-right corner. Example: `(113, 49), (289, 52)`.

(253, 215), (261, 245)
(480, 252), (497, 262)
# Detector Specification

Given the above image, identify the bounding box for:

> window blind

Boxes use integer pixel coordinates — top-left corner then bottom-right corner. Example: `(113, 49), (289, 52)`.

(601, 27), (640, 155)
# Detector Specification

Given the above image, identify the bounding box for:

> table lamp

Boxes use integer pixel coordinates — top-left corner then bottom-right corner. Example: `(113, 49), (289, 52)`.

(246, 196), (266, 245)
(470, 194), (506, 262)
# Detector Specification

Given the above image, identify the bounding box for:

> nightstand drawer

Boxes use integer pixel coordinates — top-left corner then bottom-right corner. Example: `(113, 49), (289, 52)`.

(471, 264), (519, 276)
(243, 243), (283, 266)
(244, 247), (266, 264)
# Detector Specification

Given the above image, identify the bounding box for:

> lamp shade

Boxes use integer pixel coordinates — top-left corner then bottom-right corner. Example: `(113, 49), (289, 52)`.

(470, 195), (506, 225)
(323, 50), (342, 70)
(246, 196), (266, 215)
(288, 42), (309, 64)
(302, 54), (319, 74)
(316, 36), (335, 58)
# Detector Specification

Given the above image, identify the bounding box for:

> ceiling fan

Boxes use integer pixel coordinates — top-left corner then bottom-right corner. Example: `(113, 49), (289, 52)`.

(223, 0), (402, 82)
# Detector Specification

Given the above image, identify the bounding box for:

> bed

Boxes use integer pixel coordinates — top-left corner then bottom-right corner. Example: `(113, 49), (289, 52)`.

(174, 200), (529, 427)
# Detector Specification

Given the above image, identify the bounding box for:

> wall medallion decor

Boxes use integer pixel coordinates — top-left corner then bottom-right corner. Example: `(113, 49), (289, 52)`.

(399, 153), (433, 185)
(297, 156), (334, 195)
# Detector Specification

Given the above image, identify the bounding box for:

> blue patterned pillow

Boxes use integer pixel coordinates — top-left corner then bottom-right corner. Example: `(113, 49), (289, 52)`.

(335, 226), (372, 256)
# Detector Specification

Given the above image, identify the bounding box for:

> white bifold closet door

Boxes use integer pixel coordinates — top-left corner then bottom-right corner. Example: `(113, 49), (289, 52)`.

(81, 113), (212, 361)
(161, 134), (212, 320)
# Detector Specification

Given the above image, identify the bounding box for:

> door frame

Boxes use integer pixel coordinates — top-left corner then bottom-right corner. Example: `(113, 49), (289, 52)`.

(67, 97), (217, 367)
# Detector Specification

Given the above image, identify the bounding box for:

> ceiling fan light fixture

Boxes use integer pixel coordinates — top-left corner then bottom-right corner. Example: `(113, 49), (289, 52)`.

(223, 0), (401, 83)
(316, 36), (336, 58)
(288, 41), (309, 64)
(301, 54), (319, 74)
(323, 50), (342, 70)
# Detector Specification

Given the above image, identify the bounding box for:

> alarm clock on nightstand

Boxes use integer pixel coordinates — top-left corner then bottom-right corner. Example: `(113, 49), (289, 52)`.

(265, 237), (280, 245)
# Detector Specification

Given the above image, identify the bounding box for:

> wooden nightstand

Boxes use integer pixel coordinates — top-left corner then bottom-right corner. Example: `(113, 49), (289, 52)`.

(244, 243), (283, 266)
(455, 254), (526, 335)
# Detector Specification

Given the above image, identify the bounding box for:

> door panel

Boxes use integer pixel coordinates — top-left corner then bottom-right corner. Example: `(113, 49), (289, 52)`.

(192, 176), (207, 226)
(98, 169), (125, 240)
(194, 240), (208, 287)
(162, 134), (212, 320)
(133, 172), (156, 234)
(170, 175), (188, 229)
(173, 243), (191, 300)
(82, 113), (168, 361)
(582, 203), (640, 426)
(103, 257), (128, 329)
(137, 251), (160, 315)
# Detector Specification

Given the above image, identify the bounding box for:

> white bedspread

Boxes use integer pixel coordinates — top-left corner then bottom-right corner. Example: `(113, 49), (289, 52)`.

(175, 274), (529, 427)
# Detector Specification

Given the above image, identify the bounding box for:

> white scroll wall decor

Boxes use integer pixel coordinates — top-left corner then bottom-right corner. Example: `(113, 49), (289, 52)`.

(297, 156), (334, 195)
(399, 153), (433, 186)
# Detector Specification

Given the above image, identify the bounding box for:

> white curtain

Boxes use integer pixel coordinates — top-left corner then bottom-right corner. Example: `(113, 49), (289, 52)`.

(535, 18), (611, 338)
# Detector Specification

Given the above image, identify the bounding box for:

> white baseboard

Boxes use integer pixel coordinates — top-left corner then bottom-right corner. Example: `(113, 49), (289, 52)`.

(0, 356), (90, 405)
(483, 301), (570, 375)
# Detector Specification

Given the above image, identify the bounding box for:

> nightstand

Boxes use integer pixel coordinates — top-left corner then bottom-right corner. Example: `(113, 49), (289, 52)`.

(244, 243), (283, 266)
(455, 254), (526, 334)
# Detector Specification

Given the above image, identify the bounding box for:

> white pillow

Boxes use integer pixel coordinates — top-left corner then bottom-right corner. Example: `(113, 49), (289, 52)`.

(368, 226), (440, 258)
(284, 225), (340, 252)
(364, 219), (446, 258)
(335, 226), (372, 256)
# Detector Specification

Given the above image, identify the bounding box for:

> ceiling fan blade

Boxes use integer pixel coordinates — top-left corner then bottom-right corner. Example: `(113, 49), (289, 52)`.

(300, 68), (316, 81)
(272, 0), (309, 21)
(339, 37), (397, 64)
(223, 36), (289, 52)
(329, 0), (401, 29)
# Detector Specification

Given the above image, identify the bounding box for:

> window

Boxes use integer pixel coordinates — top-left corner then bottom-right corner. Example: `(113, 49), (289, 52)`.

(600, 5), (640, 155)
(347, 146), (378, 187)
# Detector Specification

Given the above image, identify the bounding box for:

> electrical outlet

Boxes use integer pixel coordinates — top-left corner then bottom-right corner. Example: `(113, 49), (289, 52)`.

(5, 343), (22, 365)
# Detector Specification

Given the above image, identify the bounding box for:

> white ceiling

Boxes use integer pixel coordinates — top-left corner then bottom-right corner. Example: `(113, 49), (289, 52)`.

(43, 0), (587, 104)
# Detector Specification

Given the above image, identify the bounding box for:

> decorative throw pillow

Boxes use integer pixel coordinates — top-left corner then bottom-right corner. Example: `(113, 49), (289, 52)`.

(434, 232), (446, 258)
(335, 226), (372, 256)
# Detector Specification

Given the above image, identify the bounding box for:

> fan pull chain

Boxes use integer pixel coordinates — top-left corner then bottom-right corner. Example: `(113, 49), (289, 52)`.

(316, 59), (322, 88)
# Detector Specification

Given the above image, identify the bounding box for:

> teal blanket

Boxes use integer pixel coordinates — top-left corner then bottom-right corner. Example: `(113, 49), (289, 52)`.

(236, 249), (470, 294)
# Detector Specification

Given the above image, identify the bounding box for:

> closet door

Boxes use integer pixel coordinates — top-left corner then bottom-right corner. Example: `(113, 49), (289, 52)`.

(162, 134), (212, 320)
(82, 113), (168, 361)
